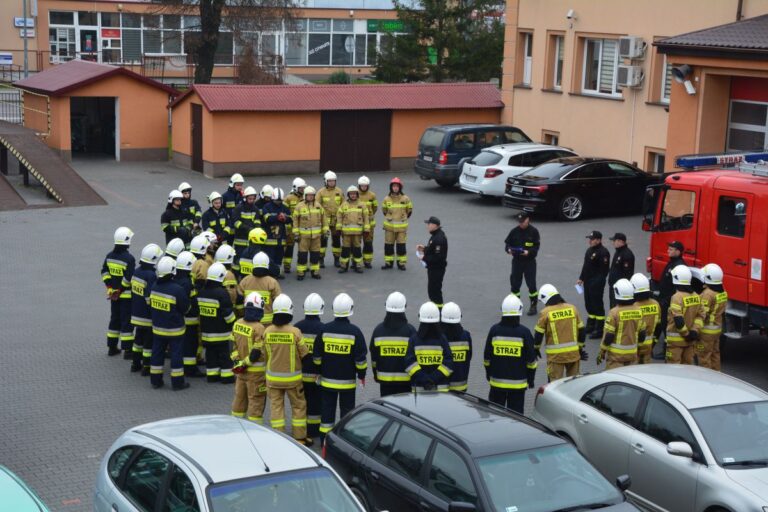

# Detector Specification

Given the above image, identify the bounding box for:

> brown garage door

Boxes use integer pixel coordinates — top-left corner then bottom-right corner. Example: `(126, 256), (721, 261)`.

(320, 110), (392, 173)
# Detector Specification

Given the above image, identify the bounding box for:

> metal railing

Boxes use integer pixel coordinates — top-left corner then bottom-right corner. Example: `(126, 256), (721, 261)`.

(0, 84), (51, 138)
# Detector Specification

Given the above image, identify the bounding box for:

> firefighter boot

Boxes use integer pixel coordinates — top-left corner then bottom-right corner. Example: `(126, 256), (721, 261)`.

(334, 256), (341, 268)
(589, 320), (604, 340)
(381, 263), (394, 270)
(311, 271), (322, 279)
(527, 299), (537, 316)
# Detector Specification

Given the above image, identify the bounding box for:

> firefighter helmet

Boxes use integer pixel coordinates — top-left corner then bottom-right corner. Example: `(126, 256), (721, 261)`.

(179, 182), (192, 193)
(140, 243), (164, 266)
(189, 235), (210, 256)
(156, 256), (177, 278)
(385, 291), (407, 313)
(303, 186), (316, 199)
(613, 279), (635, 301)
(206, 262), (227, 283)
(208, 191), (223, 204)
(346, 185), (359, 196)
(214, 244), (236, 265)
(176, 251), (196, 271)
(441, 302), (462, 324)
(418, 302), (440, 324)
(358, 176), (370, 187)
(702, 263), (724, 285)
(244, 292), (265, 310)
(253, 251), (270, 269)
(501, 294), (524, 316)
(333, 293), (354, 317)
(538, 284), (559, 305)
(630, 273), (651, 293)
(304, 293), (325, 316)
(202, 232), (218, 244)
(113, 227), (134, 246)
(271, 188), (284, 201)
(229, 173), (245, 187)
(165, 238), (186, 258)
(243, 186), (258, 198)
(324, 170), (337, 184)
(261, 185), (274, 199)
(671, 265), (692, 285)
(292, 178), (307, 192)
(248, 228), (267, 245)
(273, 294), (294, 315)
(168, 189), (184, 203)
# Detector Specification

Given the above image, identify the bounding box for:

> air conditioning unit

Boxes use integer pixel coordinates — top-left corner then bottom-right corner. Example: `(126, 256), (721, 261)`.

(619, 36), (646, 59)
(617, 64), (644, 87)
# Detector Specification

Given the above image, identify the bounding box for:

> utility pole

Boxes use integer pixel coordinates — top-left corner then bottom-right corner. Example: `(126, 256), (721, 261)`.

(22, 0), (29, 78)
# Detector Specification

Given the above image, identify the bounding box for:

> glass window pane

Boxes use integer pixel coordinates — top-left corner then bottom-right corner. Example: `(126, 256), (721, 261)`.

(215, 32), (234, 64)
(143, 30), (162, 54)
(332, 34), (354, 65)
(367, 34), (378, 64)
(354, 34), (367, 65)
(555, 35), (564, 87)
(659, 189), (696, 232)
(122, 29), (142, 62)
(78, 11), (98, 25)
(717, 196), (747, 238)
(728, 128), (765, 151)
(640, 396), (696, 447)
(730, 102), (768, 126)
(584, 40), (599, 91)
(388, 425), (431, 481)
(582, 385), (606, 408)
(144, 15), (161, 29)
(308, 33), (331, 65)
(597, 384), (643, 426)
(50, 11), (75, 25)
(262, 34), (277, 61)
(339, 412), (389, 452)
(124, 450), (170, 512)
(662, 59), (672, 100)
(607, 162), (638, 177)
(471, 151), (503, 166)
(103, 49), (122, 63)
(108, 447), (135, 481)
(451, 133), (475, 149)
(287, 19), (308, 32)
(372, 422), (399, 464)
(122, 14), (141, 28)
(477, 131), (503, 148)
(427, 444), (477, 505)
(162, 466), (200, 512)
(333, 19), (354, 33)
(599, 39), (617, 94)
(310, 19), (331, 32)
(285, 33), (307, 66)
(101, 13), (120, 28)
(164, 32), (182, 54)
(163, 15), (181, 30)
(504, 130), (531, 143)
(183, 16), (200, 30)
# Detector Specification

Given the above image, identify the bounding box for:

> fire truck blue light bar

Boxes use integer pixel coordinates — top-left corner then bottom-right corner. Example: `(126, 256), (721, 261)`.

(676, 152), (768, 169)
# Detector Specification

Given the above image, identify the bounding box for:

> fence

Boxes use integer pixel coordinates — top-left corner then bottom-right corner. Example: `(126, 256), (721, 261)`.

(0, 84), (50, 138)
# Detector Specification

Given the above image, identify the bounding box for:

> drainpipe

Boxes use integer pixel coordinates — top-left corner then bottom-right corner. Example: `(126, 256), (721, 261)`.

(737, 0), (744, 20)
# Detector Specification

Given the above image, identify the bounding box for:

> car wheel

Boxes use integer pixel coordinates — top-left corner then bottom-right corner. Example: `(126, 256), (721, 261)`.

(436, 178), (456, 188)
(558, 194), (584, 221)
(351, 486), (372, 512)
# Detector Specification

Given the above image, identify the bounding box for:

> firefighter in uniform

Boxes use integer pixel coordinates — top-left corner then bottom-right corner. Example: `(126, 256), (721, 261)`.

(440, 302), (472, 392)
(697, 263), (727, 370)
(238, 252), (281, 326)
(357, 176), (378, 268)
(222, 173), (245, 216)
(381, 177), (413, 270)
(294, 293), (325, 437)
(313, 293), (368, 439)
(418, 217), (448, 307)
(234, 228), (273, 279)
(101, 227), (136, 357)
(202, 192), (232, 245)
(231, 186), (261, 258)
(283, 178), (306, 274)
(265, 294), (313, 445)
(293, 186), (326, 281)
(130, 243), (163, 374)
(534, 284), (587, 381)
(165, 238), (186, 260)
(262, 188), (293, 276)
(202, 232), (218, 262)
(631, 273), (661, 364)
(597, 279), (646, 369)
(577, 231), (610, 339)
(666, 265), (706, 365)
(174, 251), (204, 378)
(317, 171), (343, 268)
(505, 212), (541, 316)
(198, 262), (237, 383)
(405, 302), (454, 392)
(256, 185), (273, 215)
(658, 241), (686, 356)
(149, 257), (190, 391)
(483, 294), (537, 413)
(230, 292), (267, 423)
(608, 233), (635, 307)
(370, 292), (416, 396)
(337, 186), (370, 273)
(214, 244), (241, 314)
(190, 235), (211, 291)
(161, 190), (191, 245)
(179, 182), (202, 235)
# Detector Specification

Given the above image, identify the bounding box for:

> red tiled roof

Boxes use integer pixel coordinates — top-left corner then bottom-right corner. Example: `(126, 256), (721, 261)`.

(170, 82), (503, 112)
(14, 59), (179, 97)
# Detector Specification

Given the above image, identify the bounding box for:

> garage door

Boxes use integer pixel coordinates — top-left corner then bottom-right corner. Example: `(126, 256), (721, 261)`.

(320, 110), (392, 172)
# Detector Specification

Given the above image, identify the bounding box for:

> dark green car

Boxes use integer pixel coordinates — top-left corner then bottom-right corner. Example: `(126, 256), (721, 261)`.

(0, 465), (50, 511)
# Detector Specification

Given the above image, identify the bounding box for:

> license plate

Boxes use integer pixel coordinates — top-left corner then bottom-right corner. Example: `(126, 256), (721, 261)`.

(465, 175), (477, 183)
(511, 186), (524, 193)
(423, 155), (433, 162)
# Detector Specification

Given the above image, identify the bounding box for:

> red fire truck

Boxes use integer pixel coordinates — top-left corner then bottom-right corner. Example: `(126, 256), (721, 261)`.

(643, 152), (768, 341)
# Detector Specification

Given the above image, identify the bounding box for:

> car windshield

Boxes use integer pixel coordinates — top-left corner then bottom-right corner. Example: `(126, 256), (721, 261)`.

(208, 467), (361, 512)
(691, 401), (768, 468)
(477, 444), (623, 512)
(419, 129), (445, 148)
(520, 160), (578, 179)
(471, 151), (503, 166)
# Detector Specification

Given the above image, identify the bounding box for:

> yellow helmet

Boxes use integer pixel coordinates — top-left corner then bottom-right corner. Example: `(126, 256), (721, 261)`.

(249, 228), (267, 245)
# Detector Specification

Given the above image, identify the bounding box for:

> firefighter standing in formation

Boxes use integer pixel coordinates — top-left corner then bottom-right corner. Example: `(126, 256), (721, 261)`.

(505, 212), (541, 316)
(631, 273), (661, 364)
(179, 182), (202, 234)
(161, 190), (190, 245)
(234, 228), (268, 279)
(283, 178), (306, 274)
(263, 188), (293, 275)
(101, 227), (136, 357)
(231, 186), (260, 259)
(222, 173), (244, 216)
(238, 252), (281, 325)
(337, 186), (370, 274)
(534, 284), (587, 381)
(130, 243), (163, 374)
(666, 265), (706, 365)
(294, 293), (325, 438)
(483, 294), (537, 414)
(202, 192), (232, 244)
(293, 186), (326, 281)
(608, 233), (635, 308)
(596, 279), (646, 369)
(697, 263), (727, 370)
(175, 251), (204, 378)
(317, 171), (344, 268)
(230, 293), (267, 424)
(357, 176), (378, 268)
(440, 302), (472, 392)
(418, 217), (448, 307)
(381, 177), (412, 270)
(198, 262), (237, 383)
(214, 244), (241, 314)
(405, 302), (453, 392)
(370, 291), (416, 396)
(577, 231), (610, 340)
(189, 235), (212, 291)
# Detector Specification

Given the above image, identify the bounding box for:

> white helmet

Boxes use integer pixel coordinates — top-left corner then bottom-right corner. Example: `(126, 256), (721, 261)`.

(261, 185), (274, 199)
(179, 182), (192, 193)
(538, 284), (559, 305)
(324, 170), (337, 184)
(358, 176), (370, 187)
(333, 293), (354, 317)
(156, 256), (177, 278)
(441, 302), (462, 324)
(253, 251), (270, 269)
(418, 302), (441, 324)
(613, 279), (635, 301)
(292, 177), (307, 192)
(208, 191), (223, 204)
(140, 243), (164, 266)
(346, 186), (359, 197)
(271, 188), (284, 201)
(113, 227), (134, 246)
(304, 293), (325, 316)
(630, 273), (651, 294)
(168, 189), (183, 203)
(671, 265), (692, 286)
(202, 232), (218, 244)
(207, 262), (227, 283)
(243, 186), (258, 198)
(229, 173), (245, 187)
(176, 251), (196, 271)
(501, 294), (524, 316)
(165, 238), (185, 258)
(702, 263), (724, 285)
(303, 186), (316, 199)
(215, 244), (236, 265)
(273, 294), (294, 315)
(244, 292), (265, 310)
(385, 291), (407, 313)
(189, 235), (210, 256)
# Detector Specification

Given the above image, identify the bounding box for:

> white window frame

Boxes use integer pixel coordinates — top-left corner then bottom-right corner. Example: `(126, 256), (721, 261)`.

(581, 37), (621, 98)
(727, 99), (768, 152)
(553, 35), (564, 89)
(522, 32), (532, 85)
(649, 151), (665, 173)
(660, 54), (672, 104)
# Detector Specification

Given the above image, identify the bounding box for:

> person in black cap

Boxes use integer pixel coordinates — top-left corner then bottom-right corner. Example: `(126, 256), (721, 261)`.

(504, 212), (541, 315)
(656, 241), (686, 357)
(608, 233), (635, 308)
(576, 231), (610, 339)
(417, 217), (448, 307)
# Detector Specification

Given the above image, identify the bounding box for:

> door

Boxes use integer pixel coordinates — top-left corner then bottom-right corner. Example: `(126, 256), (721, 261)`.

(710, 192), (753, 301)
(652, 187), (700, 274)
(563, 163), (608, 213)
(320, 110), (392, 172)
(113, 448), (171, 512)
(418, 442), (479, 512)
(191, 104), (203, 173)
(604, 162), (646, 212)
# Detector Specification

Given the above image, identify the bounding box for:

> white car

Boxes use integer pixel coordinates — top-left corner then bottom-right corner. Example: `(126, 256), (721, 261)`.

(94, 415), (364, 512)
(459, 143), (576, 197)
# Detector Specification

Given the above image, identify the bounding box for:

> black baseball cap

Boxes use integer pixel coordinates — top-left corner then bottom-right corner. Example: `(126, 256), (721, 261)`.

(424, 216), (441, 225)
(585, 230), (602, 239)
(516, 211), (530, 222)
(609, 232), (627, 242)
(668, 241), (684, 251)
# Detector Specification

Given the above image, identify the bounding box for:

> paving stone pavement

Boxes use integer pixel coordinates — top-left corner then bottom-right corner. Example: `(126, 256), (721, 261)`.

(1, 158), (766, 511)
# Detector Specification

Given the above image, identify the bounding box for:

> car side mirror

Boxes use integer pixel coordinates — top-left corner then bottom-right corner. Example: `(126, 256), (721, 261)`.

(615, 474), (631, 492)
(667, 441), (693, 458)
(641, 218), (652, 232)
(448, 502), (477, 512)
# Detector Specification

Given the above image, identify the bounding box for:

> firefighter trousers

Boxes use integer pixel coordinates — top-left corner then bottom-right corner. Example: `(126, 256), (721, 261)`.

(268, 385), (307, 440)
(363, 229), (374, 264)
(547, 360), (579, 381)
(150, 333), (186, 389)
(379, 382), (412, 397)
(204, 341), (234, 383)
(340, 234), (363, 268)
(320, 388), (355, 435)
(321, 228), (341, 259)
(427, 266), (446, 306)
(584, 277), (607, 322)
(606, 358), (637, 370)
(666, 343), (695, 365)
(183, 325), (199, 374)
(296, 237), (321, 275)
(133, 326), (151, 370)
(284, 232), (295, 270)
(304, 381), (321, 437)
(232, 373), (266, 423)
(510, 259), (537, 300)
(488, 388), (525, 414)
(108, 298), (133, 351)
(637, 347), (653, 364)
(695, 333), (719, 369)
(265, 240), (285, 271)
(383, 230), (408, 266)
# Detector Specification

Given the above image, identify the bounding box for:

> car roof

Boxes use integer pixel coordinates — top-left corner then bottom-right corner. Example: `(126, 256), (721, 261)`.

(481, 143), (572, 156)
(132, 415), (321, 483)
(373, 393), (564, 457)
(606, 365), (768, 409)
(0, 465), (49, 511)
(427, 124), (518, 132)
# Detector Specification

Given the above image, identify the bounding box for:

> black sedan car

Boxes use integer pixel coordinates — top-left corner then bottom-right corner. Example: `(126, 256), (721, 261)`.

(502, 157), (662, 221)
(324, 392), (638, 512)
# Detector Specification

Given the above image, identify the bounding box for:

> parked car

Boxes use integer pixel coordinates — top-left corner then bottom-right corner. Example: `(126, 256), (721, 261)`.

(502, 157), (662, 220)
(0, 465), (50, 511)
(459, 144), (577, 197)
(94, 415), (364, 512)
(324, 392), (638, 512)
(531, 365), (768, 512)
(414, 124), (532, 188)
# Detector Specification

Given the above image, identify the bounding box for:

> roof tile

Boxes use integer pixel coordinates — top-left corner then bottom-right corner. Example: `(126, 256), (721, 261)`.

(657, 14), (768, 51)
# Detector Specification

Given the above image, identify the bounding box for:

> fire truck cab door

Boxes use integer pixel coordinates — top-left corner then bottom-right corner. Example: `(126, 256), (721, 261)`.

(710, 191), (753, 301)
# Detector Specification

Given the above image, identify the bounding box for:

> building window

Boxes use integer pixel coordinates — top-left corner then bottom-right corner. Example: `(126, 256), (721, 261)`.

(49, 27), (77, 63)
(727, 100), (768, 151)
(582, 38), (619, 96)
(553, 35), (564, 89)
(661, 55), (672, 103)
(518, 32), (533, 86)
(542, 130), (560, 146)
(49, 11), (75, 25)
(646, 149), (665, 173)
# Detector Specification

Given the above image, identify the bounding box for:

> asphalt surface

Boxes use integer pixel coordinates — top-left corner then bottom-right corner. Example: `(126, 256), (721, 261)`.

(1, 159), (767, 511)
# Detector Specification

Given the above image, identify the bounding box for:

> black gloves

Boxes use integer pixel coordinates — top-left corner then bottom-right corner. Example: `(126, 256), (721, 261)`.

(579, 347), (589, 361)
(527, 378), (535, 389)
(535, 347), (542, 360)
(357, 370), (367, 380)
(687, 330), (699, 341)
(249, 348), (261, 362)
(674, 315), (686, 330)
